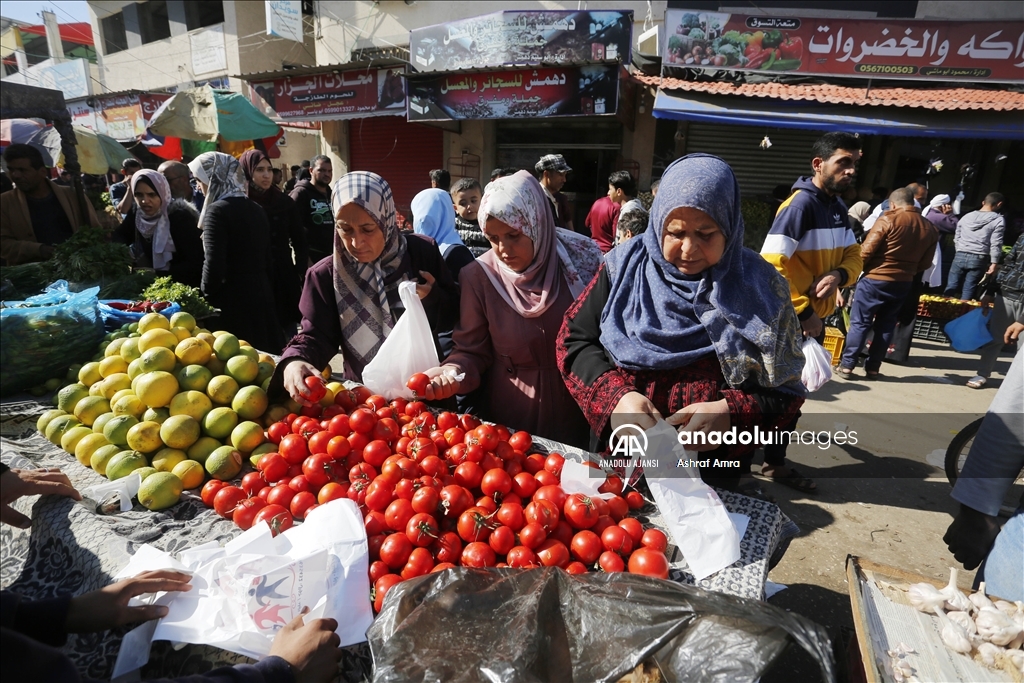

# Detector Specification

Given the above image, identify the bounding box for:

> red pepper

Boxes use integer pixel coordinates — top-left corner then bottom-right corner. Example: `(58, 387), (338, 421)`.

(779, 35), (803, 61)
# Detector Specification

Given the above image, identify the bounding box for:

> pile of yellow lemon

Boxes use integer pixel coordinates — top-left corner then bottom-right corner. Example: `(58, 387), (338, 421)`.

(37, 311), (292, 511)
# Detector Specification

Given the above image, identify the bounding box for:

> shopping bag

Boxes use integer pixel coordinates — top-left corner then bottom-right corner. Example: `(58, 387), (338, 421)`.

(362, 280), (439, 399)
(801, 337), (833, 392)
(944, 307), (993, 352)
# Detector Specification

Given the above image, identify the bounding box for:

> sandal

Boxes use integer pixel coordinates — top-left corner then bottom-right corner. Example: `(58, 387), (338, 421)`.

(966, 375), (987, 389)
(836, 367), (855, 378)
(762, 466), (818, 494)
(736, 479), (775, 503)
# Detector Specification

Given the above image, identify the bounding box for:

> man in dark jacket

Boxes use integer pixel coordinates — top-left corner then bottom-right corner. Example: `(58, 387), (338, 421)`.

(838, 188), (938, 377)
(289, 155), (333, 265)
(946, 192), (1005, 301)
(968, 233), (1024, 388)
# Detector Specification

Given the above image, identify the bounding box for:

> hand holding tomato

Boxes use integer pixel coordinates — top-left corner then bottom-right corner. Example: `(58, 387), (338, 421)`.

(611, 391), (663, 432)
(422, 365), (463, 401)
(667, 399), (730, 452)
(283, 361), (322, 407)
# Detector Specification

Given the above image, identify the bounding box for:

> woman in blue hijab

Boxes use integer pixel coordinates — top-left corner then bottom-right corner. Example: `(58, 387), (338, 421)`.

(556, 154), (806, 492)
(411, 188), (475, 284)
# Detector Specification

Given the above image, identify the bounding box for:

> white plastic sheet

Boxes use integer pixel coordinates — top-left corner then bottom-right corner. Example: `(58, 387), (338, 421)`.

(362, 280), (440, 400)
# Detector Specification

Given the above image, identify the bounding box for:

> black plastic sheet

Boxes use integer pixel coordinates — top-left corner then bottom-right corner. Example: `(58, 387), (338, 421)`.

(369, 567), (835, 683)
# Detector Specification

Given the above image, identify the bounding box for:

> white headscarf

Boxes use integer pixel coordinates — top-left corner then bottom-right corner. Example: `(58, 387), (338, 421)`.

(187, 152), (247, 228)
(130, 169), (176, 270)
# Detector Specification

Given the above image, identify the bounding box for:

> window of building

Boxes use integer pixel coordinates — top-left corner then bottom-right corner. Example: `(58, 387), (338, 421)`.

(101, 12), (128, 55)
(22, 34), (51, 66)
(184, 0), (224, 31)
(139, 0), (171, 44)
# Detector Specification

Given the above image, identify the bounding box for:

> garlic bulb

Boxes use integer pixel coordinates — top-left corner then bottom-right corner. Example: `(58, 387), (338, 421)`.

(975, 642), (1002, 668)
(976, 606), (1022, 647)
(994, 599), (1017, 617)
(941, 567), (973, 613)
(947, 610), (977, 635)
(907, 582), (946, 612)
(1006, 648), (1024, 673)
(934, 606), (973, 653)
(969, 582), (996, 613)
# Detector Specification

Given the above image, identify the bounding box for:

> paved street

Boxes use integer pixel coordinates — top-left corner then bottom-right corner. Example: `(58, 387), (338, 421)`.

(762, 338), (1020, 680)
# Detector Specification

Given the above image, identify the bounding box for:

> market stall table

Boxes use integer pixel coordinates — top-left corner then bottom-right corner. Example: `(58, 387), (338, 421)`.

(1, 395), (798, 680)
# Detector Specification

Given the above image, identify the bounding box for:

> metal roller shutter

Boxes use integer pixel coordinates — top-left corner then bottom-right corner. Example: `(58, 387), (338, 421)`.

(348, 116), (443, 215)
(684, 123), (822, 197)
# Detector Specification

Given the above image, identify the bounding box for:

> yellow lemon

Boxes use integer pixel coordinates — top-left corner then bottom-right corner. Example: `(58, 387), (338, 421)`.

(171, 459), (205, 489)
(202, 406), (238, 440)
(225, 355), (259, 385)
(98, 356), (129, 378)
(160, 414), (200, 450)
(151, 447), (187, 472)
(37, 408), (67, 435)
(143, 407), (170, 424)
(177, 364), (212, 392)
(57, 383), (90, 413)
(139, 328), (178, 353)
(135, 466), (158, 482)
(204, 355), (227, 376)
(170, 311), (196, 331)
(104, 337), (127, 357)
(60, 425), (94, 454)
(105, 450), (149, 481)
(99, 373), (132, 400)
(111, 388), (135, 403)
(170, 326), (192, 342)
(44, 414), (81, 445)
(175, 337), (212, 366)
(206, 446), (243, 481)
(169, 390), (213, 422)
(112, 394), (146, 420)
(212, 333), (240, 361)
(78, 362), (103, 387)
(74, 432), (110, 467)
(90, 443), (122, 475)
(230, 420), (265, 454)
(102, 414), (139, 447)
(232, 386), (268, 421)
(126, 420), (164, 453)
(138, 346), (176, 374)
(206, 375), (239, 405)
(138, 312), (171, 333)
(262, 405), (289, 427)
(119, 337), (142, 362)
(91, 411), (116, 434)
(135, 371), (179, 408)
(187, 436), (221, 464)
(127, 357), (145, 379)
(138, 471), (184, 510)
(74, 396), (111, 426)
(196, 332), (216, 347)
(237, 346), (259, 362)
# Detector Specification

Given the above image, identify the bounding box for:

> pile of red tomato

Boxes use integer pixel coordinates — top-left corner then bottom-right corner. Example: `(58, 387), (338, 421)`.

(201, 382), (672, 612)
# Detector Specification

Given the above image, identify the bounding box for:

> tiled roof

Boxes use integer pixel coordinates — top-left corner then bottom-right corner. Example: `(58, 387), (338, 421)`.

(632, 73), (1024, 112)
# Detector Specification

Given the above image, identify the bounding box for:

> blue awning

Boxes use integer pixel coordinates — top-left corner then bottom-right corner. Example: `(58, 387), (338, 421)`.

(653, 89), (1024, 140)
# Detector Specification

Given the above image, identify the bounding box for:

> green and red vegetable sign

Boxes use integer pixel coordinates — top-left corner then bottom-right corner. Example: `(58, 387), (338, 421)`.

(663, 10), (1024, 83)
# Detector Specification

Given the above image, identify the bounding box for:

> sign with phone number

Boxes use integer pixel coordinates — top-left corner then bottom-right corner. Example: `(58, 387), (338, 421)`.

(663, 10), (1023, 83)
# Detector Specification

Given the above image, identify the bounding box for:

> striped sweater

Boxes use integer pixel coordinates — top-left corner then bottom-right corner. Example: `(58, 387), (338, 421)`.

(761, 177), (863, 320)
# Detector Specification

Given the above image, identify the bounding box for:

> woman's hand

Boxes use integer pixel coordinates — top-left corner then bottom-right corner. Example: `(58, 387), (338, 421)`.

(64, 570), (192, 633)
(611, 392), (663, 432)
(1, 467), (81, 528)
(283, 360), (321, 407)
(423, 365), (461, 401)
(667, 399), (731, 452)
(416, 270), (435, 300)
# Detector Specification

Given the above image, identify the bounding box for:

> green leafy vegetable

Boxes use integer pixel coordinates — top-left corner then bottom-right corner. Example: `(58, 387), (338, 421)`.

(41, 227), (132, 284)
(141, 276), (215, 318)
(688, 28), (706, 40)
(682, 13), (701, 29)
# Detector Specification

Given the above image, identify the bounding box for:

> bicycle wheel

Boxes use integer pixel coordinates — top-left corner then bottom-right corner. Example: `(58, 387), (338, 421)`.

(945, 417), (984, 485)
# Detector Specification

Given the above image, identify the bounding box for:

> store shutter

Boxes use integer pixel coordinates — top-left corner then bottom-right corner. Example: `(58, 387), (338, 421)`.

(684, 123), (821, 198)
(348, 117), (443, 216)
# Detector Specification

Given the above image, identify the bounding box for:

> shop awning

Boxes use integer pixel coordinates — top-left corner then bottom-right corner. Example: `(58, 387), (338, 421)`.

(653, 89), (1024, 139)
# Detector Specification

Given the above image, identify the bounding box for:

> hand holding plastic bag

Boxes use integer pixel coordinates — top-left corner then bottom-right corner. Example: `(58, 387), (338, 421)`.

(362, 280), (440, 400)
(801, 337), (833, 392)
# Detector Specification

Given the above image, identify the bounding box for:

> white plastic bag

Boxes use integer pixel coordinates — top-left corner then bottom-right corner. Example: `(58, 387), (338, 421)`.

(801, 337), (833, 392)
(362, 280), (439, 399)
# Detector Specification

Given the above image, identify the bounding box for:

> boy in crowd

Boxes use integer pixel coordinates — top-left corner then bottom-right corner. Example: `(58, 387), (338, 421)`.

(608, 170), (642, 220)
(450, 177), (488, 257)
(617, 208), (649, 243)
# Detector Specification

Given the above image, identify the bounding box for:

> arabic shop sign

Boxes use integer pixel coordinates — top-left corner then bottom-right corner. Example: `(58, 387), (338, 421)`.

(250, 67), (407, 121)
(408, 64), (618, 122)
(663, 10), (1024, 83)
(410, 10), (633, 73)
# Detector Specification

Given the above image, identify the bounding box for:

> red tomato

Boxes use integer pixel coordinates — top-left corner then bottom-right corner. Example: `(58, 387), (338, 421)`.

(510, 472), (537, 499)
(591, 515), (616, 535)
(446, 443), (468, 465)
(254, 505), (294, 535)
(598, 550), (625, 573)
(433, 411), (455, 430)
(373, 418), (399, 444)
(406, 512), (439, 547)
(453, 461), (483, 490)
(474, 496), (497, 514)
(618, 518), (645, 546)
(641, 528), (669, 552)
(347, 431), (370, 456)
(625, 490), (645, 510)
(317, 482), (347, 504)
(368, 560), (390, 583)
(605, 495), (629, 521)
(407, 437), (437, 463)
(601, 525), (634, 555)
(461, 541), (496, 568)
(290, 491), (317, 519)
(327, 413), (351, 437)
(288, 475), (311, 493)
(363, 509), (388, 536)
(379, 533), (413, 569)
(563, 494), (599, 530)
(290, 416), (312, 435)
(365, 394), (388, 411)
(503, 492), (522, 507)
(506, 546), (537, 568)
(360, 440), (390, 468)
(394, 436), (411, 457)
(257, 486), (273, 502)
(524, 499), (560, 531)
(508, 430), (533, 453)
(495, 502), (525, 531)
(406, 372), (430, 396)
(401, 546), (434, 579)
(302, 453), (334, 488)
(322, 405), (344, 420)
(505, 459), (524, 478)
(488, 525), (516, 555)
(535, 539), (570, 568)
(544, 453), (565, 477)
(458, 414), (481, 431)
(300, 404), (322, 419)
(393, 478), (416, 501)
(266, 484), (297, 509)
(363, 479), (394, 512)
(523, 453), (546, 474)
(385, 499), (415, 532)
(347, 479), (368, 507)
(324, 435), (351, 462)
(334, 389), (358, 411)
(598, 474), (624, 495)
(307, 430), (331, 455)
(410, 486), (439, 514)
(570, 530), (602, 564)
(493, 441), (515, 462)
(367, 534), (385, 561)
(438, 485), (473, 518)
(534, 469), (559, 488)
(267, 422), (290, 445)
(232, 497), (267, 530)
(549, 520), (575, 548)
(534, 484), (568, 510)
(480, 468), (512, 497)
(494, 424), (511, 442)
(628, 548), (670, 579)
(518, 522), (547, 550)
(213, 486), (246, 518)
(349, 408), (377, 435)
(419, 455), (445, 478)
(405, 400), (428, 417)
(566, 561), (588, 575)
(201, 479), (228, 507)
(389, 397), (408, 415)
(443, 427), (466, 448)
(457, 507), (493, 543)
(279, 434), (309, 465)
(476, 425), (499, 452)
(303, 375), (326, 402)
(464, 444), (485, 464)
(349, 462), (377, 483)
(479, 452), (502, 473)
(430, 531), (462, 564)
(373, 574), (402, 613)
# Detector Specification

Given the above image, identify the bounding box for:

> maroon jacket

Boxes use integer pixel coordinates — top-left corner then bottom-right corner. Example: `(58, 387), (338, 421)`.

(271, 235), (459, 388)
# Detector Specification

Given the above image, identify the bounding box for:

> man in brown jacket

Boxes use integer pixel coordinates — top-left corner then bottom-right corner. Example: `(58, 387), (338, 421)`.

(838, 187), (938, 377)
(0, 144), (100, 266)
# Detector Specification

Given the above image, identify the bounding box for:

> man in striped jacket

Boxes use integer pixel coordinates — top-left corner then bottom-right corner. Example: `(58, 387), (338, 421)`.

(758, 132), (864, 493)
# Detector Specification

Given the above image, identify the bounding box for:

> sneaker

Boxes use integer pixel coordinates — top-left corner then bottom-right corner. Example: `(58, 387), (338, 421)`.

(966, 375), (987, 389)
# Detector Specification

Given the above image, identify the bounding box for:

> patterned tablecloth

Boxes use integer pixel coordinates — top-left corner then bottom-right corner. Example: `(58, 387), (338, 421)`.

(1, 397), (797, 681)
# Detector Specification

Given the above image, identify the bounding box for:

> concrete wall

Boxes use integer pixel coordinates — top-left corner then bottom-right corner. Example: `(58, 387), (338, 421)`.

(275, 126), (321, 173)
(320, 119), (349, 175)
(916, 1), (1023, 20)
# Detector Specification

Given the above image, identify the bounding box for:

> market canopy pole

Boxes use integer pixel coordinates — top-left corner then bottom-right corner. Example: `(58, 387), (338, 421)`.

(0, 82), (91, 225)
